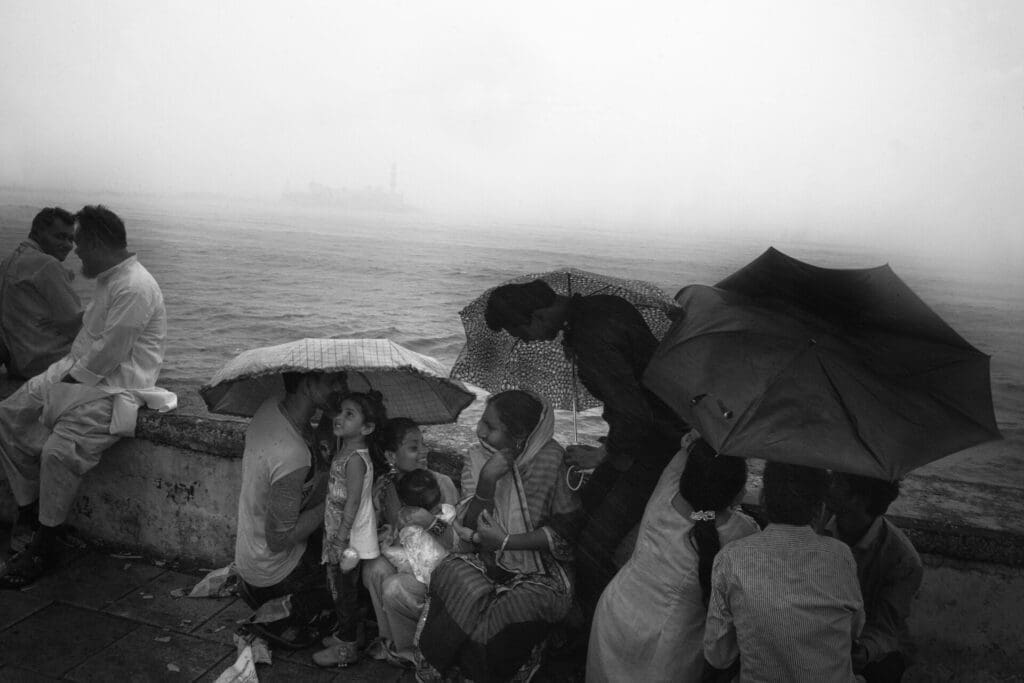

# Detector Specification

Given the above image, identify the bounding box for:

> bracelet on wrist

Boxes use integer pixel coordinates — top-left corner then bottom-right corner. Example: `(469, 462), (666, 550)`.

(498, 533), (511, 555)
(474, 493), (493, 503)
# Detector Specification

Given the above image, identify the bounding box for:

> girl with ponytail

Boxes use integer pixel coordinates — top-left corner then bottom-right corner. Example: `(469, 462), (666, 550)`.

(587, 433), (759, 683)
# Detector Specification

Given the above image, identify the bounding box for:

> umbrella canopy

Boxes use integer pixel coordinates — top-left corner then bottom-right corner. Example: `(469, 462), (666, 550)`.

(451, 268), (677, 411)
(644, 247), (1001, 480)
(200, 338), (475, 424)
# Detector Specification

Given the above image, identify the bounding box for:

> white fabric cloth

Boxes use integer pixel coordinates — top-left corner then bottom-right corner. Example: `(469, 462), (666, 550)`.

(235, 398), (311, 587)
(587, 447), (760, 683)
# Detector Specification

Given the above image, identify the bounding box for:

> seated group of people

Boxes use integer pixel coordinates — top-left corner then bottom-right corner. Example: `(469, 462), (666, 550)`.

(231, 280), (925, 682)
(0, 207), (924, 681)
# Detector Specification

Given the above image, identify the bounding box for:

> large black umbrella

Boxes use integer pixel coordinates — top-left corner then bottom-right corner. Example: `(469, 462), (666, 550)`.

(644, 247), (1001, 479)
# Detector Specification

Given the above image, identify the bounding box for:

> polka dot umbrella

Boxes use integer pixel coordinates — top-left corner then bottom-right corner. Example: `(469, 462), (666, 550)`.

(451, 268), (678, 437)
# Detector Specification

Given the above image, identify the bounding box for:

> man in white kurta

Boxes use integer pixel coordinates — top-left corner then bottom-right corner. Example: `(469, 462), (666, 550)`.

(0, 205), (169, 587)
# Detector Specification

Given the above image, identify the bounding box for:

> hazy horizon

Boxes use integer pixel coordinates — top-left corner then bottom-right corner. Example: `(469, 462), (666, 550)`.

(2, 1), (1023, 275)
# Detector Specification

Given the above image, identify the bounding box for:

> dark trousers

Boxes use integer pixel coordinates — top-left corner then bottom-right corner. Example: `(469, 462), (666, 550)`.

(862, 652), (906, 683)
(326, 562), (362, 642)
(574, 457), (668, 611)
(239, 531), (332, 628)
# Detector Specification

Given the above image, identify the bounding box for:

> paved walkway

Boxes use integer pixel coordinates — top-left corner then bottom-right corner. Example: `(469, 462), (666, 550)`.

(0, 545), (405, 682)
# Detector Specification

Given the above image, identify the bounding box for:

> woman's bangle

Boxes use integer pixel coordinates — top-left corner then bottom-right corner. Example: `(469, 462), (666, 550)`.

(498, 533), (511, 555)
(474, 493), (493, 503)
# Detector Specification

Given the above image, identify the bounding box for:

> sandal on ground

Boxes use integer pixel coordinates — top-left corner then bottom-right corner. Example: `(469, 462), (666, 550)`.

(312, 639), (360, 667)
(0, 548), (56, 590)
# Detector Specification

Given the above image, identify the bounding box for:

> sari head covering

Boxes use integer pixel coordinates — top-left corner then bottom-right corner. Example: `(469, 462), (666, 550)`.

(490, 389), (559, 575)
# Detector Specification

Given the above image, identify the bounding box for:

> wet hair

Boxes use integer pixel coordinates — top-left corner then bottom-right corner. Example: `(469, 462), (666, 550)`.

(380, 417), (420, 453)
(29, 207), (74, 238)
(341, 390), (389, 475)
(762, 461), (828, 526)
(486, 390), (542, 448)
(75, 205), (127, 249)
(833, 472), (901, 517)
(484, 280), (557, 332)
(280, 371), (346, 396)
(396, 468), (442, 511)
(678, 438), (748, 608)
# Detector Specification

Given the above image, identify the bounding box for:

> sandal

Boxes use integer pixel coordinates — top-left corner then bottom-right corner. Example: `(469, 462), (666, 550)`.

(0, 547), (57, 589)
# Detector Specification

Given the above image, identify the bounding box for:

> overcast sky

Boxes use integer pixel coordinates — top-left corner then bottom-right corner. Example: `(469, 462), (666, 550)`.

(2, 1), (1022, 265)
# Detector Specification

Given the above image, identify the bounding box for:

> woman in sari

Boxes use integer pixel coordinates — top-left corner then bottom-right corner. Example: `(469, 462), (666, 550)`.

(417, 389), (582, 682)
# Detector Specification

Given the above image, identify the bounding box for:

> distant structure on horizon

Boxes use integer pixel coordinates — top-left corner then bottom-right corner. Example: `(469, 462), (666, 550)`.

(283, 164), (409, 212)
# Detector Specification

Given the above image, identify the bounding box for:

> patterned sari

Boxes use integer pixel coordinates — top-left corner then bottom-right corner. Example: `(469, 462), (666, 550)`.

(417, 394), (582, 682)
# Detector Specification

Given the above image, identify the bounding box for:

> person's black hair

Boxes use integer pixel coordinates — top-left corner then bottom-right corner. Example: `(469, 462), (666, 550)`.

(396, 468), (442, 511)
(484, 280), (557, 332)
(678, 438), (748, 608)
(486, 390), (542, 449)
(380, 417), (420, 453)
(29, 207), (74, 238)
(834, 471), (901, 517)
(74, 205), (127, 249)
(762, 461), (828, 526)
(341, 390), (389, 475)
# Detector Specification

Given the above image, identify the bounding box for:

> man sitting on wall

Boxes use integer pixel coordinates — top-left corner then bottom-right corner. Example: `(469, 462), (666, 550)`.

(824, 472), (924, 683)
(0, 207), (82, 379)
(0, 205), (169, 588)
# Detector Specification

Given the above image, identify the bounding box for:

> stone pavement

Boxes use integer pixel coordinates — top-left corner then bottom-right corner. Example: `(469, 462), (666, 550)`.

(0, 546), (406, 682)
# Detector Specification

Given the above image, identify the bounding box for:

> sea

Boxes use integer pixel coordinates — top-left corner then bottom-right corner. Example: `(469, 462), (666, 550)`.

(1, 191), (1021, 444)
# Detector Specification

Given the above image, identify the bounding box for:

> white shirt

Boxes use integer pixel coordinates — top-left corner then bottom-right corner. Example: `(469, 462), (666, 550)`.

(235, 398), (311, 587)
(67, 255), (166, 389)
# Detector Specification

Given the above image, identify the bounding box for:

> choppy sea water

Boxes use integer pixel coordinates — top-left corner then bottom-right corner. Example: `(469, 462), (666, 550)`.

(1, 194), (1021, 443)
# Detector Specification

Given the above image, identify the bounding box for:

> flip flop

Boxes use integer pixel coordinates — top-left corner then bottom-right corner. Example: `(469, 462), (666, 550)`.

(0, 548), (56, 589)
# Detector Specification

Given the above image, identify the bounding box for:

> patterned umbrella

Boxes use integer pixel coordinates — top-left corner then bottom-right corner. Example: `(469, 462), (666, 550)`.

(200, 338), (475, 424)
(451, 268), (678, 412)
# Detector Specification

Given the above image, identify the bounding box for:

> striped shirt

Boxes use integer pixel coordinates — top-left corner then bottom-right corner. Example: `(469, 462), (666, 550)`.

(704, 524), (865, 682)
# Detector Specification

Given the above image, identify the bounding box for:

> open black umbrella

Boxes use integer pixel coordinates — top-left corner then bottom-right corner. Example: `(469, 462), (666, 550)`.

(644, 247), (1001, 479)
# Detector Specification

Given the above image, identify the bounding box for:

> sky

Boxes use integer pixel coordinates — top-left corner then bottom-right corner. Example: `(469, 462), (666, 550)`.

(1, 1), (1023, 268)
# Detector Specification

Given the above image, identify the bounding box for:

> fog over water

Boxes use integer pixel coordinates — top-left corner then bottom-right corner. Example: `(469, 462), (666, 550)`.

(2, 1), (1023, 277)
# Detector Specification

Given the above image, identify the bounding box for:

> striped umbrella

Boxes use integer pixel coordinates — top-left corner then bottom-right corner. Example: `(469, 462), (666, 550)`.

(200, 338), (474, 424)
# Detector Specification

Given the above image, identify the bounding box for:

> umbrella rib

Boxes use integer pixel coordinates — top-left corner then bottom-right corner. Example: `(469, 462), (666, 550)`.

(815, 358), (891, 476)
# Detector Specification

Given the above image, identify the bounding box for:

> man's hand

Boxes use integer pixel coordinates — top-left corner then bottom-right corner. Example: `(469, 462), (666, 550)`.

(566, 444), (607, 470)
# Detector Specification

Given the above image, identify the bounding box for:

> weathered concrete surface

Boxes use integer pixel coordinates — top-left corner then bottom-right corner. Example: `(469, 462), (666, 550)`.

(907, 554), (1024, 682)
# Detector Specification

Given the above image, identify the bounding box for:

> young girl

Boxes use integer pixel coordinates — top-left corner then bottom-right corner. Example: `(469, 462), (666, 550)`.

(587, 432), (759, 683)
(374, 417), (459, 537)
(312, 391), (387, 668)
(363, 417), (460, 664)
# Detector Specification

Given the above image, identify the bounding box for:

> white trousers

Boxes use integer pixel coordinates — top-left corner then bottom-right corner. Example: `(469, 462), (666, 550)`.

(0, 369), (119, 526)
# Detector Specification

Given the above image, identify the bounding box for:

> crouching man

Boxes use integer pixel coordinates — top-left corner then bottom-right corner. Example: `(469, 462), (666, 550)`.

(824, 472), (924, 682)
(0, 205), (169, 588)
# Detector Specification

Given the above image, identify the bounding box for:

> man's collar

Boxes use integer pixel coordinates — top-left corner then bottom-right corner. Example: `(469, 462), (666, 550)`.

(23, 238), (43, 252)
(95, 254), (138, 282)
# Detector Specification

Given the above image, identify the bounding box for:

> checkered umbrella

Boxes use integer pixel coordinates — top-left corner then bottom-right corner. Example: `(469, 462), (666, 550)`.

(451, 268), (678, 412)
(200, 338), (475, 424)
